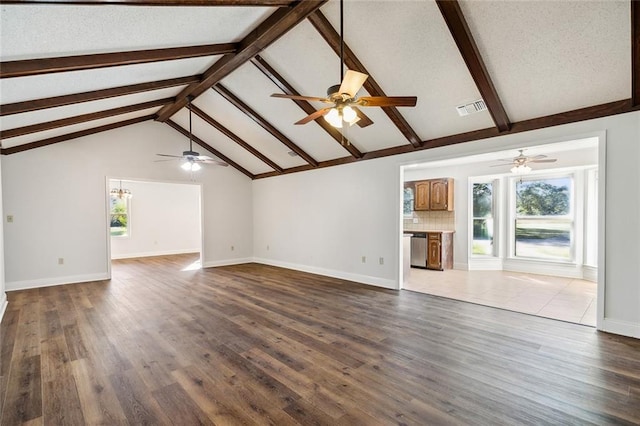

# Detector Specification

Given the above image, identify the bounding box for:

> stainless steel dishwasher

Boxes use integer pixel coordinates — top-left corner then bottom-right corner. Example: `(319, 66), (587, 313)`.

(410, 233), (427, 268)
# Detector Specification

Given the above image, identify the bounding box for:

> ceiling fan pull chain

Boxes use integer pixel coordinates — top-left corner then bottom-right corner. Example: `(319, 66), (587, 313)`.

(188, 96), (193, 152)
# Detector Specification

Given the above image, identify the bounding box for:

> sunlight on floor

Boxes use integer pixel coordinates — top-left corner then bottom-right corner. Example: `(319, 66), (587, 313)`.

(404, 268), (596, 326)
(181, 259), (202, 271)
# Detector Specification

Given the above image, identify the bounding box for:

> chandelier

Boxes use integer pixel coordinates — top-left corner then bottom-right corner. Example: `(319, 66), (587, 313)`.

(110, 180), (132, 199)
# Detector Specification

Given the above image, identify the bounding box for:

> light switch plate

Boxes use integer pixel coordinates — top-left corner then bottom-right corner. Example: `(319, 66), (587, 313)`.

(6, 215), (13, 223)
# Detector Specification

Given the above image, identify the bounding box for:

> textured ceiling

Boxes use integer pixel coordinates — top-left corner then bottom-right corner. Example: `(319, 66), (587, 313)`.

(0, 0), (636, 179)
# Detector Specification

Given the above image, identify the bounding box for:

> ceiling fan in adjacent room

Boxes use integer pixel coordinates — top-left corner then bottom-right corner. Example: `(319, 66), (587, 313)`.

(270, 0), (417, 129)
(156, 96), (228, 172)
(491, 149), (557, 174)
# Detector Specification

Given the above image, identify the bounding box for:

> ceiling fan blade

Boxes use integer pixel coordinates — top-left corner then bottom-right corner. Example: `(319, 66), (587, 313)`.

(338, 70), (368, 98)
(490, 163), (511, 167)
(196, 155), (214, 161)
(156, 153), (183, 158)
(354, 107), (374, 128)
(529, 154), (548, 160)
(530, 159), (557, 163)
(154, 158), (179, 162)
(295, 108), (331, 125)
(357, 96), (417, 107)
(271, 93), (331, 103)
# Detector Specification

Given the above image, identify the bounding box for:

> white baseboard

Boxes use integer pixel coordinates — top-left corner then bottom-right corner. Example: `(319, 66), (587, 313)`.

(583, 265), (598, 282)
(202, 257), (253, 268)
(6, 272), (110, 291)
(453, 262), (469, 271)
(601, 318), (640, 339)
(503, 258), (583, 279)
(468, 257), (504, 271)
(0, 292), (7, 324)
(111, 248), (200, 260)
(253, 257), (398, 290)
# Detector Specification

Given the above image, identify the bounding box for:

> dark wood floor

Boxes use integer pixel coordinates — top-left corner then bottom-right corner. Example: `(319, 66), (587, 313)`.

(2, 254), (639, 425)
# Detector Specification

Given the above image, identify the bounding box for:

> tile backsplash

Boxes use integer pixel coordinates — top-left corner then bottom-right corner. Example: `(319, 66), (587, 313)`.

(404, 210), (455, 231)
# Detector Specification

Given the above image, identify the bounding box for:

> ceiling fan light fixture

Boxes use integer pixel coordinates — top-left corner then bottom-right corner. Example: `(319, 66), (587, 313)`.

(342, 105), (357, 123)
(511, 164), (532, 174)
(325, 108), (343, 128)
(181, 160), (201, 172)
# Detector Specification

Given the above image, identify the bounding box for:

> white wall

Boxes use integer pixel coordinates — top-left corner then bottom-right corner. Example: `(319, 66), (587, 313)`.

(109, 179), (201, 259)
(253, 159), (400, 288)
(253, 111), (640, 338)
(0, 157), (7, 322)
(1, 121), (253, 290)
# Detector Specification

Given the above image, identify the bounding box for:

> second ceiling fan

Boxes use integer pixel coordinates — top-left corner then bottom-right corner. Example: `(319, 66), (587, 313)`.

(271, 0), (417, 129)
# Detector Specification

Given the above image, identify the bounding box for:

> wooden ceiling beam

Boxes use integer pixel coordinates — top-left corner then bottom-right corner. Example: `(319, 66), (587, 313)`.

(1, 97), (172, 139)
(155, 0), (328, 121)
(1, 114), (154, 155)
(165, 119), (254, 179)
(0, 0), (293, 5)
(254, 99), (638, 179)
(0, 75), (199, 116)
(632, 0), (640, 107)
(212, 84), (318, 167)
(308, 10), (422, 149)
(436, 0), (510, 132)
(250, 55), (363, 159)
(1, 44), (236, 79)
(189, 104), (284, 173)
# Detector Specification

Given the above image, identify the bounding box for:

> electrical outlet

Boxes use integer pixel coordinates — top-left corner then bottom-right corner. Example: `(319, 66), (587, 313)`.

(412, 218), (419, 224)
(361, 256), (366, 263)
(231, 245), (235, 251)
(6, 215), (13, 223)
(379, 257), (384, 265)
(58, 258), (64, 265)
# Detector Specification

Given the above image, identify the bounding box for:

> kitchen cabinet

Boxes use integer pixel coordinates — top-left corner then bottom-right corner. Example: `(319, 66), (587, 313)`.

(414, 181), (430, 210)
(411, 178), (454, 211)
(429, 178), (454, 211)
(427, 232), (453, 270)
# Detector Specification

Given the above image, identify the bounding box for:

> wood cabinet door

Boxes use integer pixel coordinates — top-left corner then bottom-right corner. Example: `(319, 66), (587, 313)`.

(414, 181), (430, 210)
(429, 179), (449, 211)
(427, 234), (442, 270)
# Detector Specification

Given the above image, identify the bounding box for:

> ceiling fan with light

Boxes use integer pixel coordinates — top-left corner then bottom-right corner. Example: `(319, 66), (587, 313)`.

(492, 149), (557, 174)
(156, 96), (228, 172)
(271, 0), (417, 129)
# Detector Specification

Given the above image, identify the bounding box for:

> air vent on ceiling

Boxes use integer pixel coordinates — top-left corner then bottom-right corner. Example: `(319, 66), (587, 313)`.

(456, 99), (487, 117)
(287, 151), (299, 157)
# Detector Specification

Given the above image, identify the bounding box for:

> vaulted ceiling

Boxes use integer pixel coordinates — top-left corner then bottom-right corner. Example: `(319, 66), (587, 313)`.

(1, 0), (638, 180)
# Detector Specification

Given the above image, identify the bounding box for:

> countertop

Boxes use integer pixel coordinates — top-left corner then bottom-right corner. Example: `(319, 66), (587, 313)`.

(403, 230), (455, 235)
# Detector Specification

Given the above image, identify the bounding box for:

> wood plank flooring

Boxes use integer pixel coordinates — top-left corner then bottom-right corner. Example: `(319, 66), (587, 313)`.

(1, 253), (639, 425)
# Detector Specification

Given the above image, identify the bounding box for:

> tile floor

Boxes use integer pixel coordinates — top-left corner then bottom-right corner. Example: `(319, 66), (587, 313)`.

(403, 268), (596, 326)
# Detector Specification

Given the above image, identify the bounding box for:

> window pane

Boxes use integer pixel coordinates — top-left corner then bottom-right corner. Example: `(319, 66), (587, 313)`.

(473, 183), (493, 217)
(516, 177), (570, 216)
(403, 187), (414, 215)
(472, 183), (494, 255)
(515, 218), (571, 260)
(110, 197), (129, 237)
(473, 218), (493, 255)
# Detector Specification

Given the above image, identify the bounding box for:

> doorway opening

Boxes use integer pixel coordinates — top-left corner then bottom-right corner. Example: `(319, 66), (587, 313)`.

(106, 178), (203, 275)
(398, 136), (604, 328)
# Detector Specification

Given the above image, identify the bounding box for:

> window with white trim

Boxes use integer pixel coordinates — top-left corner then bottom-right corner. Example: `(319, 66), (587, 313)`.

(110, 195), (130, 237)
(513, 174), (574, 261)
(472, 182), (496, 256)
